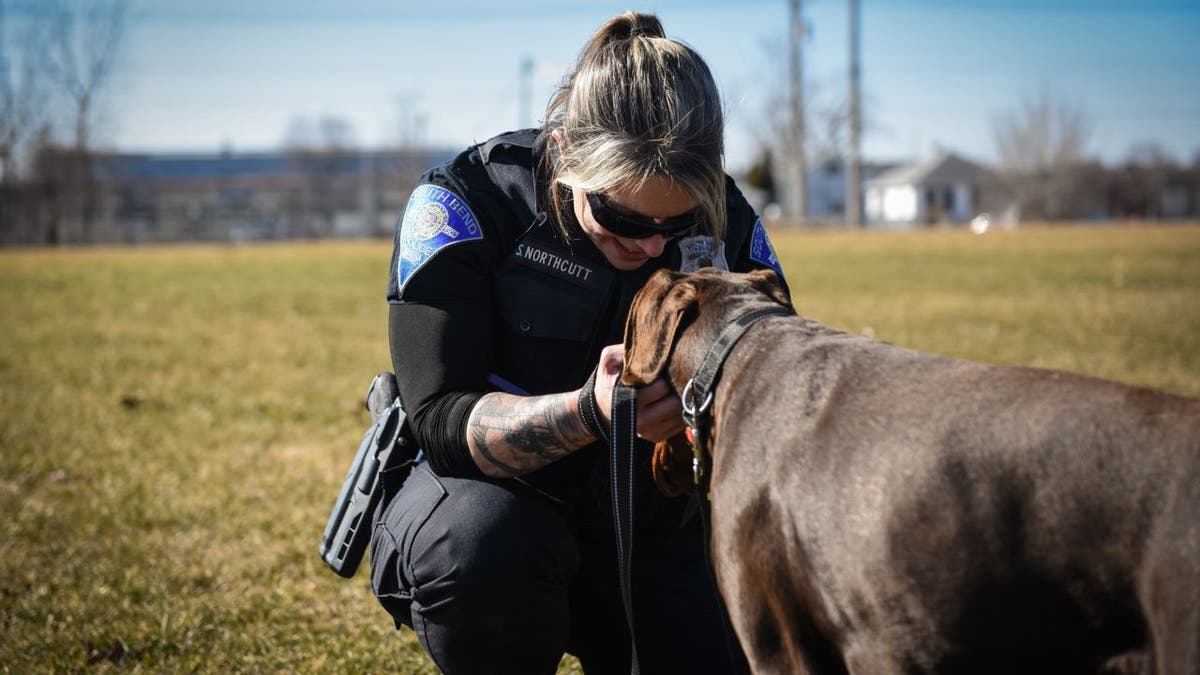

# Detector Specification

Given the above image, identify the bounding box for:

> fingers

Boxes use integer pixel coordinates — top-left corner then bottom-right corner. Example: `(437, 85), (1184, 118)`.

(636, 386), (685, 442)
(592, 344), (626, 426)
(636, 378), (671, 407)
(600, 344), (625, 376)
(591, 348), (683, 442)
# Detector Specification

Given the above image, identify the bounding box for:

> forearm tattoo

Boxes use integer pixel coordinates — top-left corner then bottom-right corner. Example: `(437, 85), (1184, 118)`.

(467, 391), (595, 478)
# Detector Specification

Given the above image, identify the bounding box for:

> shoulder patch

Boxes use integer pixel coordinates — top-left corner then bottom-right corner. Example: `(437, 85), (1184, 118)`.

(397, 184), (484, 293)
(676, 235), (729, 273)
(748, 218), (784, 277)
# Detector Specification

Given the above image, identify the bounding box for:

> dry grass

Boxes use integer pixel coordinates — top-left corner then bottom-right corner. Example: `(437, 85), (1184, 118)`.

(1, 225), (1197, 672)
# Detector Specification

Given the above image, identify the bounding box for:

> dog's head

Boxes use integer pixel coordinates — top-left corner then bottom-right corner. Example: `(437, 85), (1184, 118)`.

(623, 267), (792, 387)
(622, 267), (792, 496)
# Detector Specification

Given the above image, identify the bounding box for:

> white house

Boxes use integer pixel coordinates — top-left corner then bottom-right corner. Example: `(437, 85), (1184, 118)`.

(740, 158), (897, 225)
(805, 159), (895, 221)
(863, 151), (1009, 229)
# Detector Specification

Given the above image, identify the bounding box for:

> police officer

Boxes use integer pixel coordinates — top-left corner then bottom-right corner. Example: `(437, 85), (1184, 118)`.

(370, 11), (789, 674)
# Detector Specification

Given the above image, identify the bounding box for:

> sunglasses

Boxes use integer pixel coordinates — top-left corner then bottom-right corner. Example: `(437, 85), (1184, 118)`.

(585, 191), (701, 239)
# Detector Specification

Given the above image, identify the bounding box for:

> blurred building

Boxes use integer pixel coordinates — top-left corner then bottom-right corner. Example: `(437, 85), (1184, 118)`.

(1, 147), (455, 245)
(97, 148), (455, 244)
(864, 151), (1013, 229)
(805, 159), (896, 222)
(738, 157), (896, 226)
(5, 145), (1196, 245)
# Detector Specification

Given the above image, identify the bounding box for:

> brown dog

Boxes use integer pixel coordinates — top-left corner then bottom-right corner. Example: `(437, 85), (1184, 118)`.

(623, 267), (1200, 675)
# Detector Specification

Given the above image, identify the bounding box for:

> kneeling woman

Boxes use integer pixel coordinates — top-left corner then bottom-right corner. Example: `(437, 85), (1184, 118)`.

(371, 11), (789, 674)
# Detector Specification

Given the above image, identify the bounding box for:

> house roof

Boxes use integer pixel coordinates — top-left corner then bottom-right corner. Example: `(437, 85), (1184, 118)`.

(865, 151), (997, 187)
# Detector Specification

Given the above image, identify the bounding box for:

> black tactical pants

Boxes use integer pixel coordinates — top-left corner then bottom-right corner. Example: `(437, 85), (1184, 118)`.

(369, 461), (746, 675)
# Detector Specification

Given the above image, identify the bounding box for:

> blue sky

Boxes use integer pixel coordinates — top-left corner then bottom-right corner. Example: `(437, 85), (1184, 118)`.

(106, 0), (1200, 171)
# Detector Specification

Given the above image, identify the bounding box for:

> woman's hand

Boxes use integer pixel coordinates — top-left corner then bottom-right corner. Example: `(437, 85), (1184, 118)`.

(591, 344), (624, 427)
(592, 344), (685, 443)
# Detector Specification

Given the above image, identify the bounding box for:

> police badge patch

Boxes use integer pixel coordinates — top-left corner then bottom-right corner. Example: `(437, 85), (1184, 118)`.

(748, 218), (784, 277)
(397, 184), (484, 293)
(676, 235), (729, 273)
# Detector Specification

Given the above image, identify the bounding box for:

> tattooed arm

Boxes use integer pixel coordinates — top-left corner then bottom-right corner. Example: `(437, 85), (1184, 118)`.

(466, 390), (596, 478)
(467, 345), (620, 479)
(465, 345), (685, 478)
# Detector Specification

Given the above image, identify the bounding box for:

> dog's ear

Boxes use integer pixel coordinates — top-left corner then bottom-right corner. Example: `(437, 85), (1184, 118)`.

(652, 432), (696, 497)
(747, 268), (793, 311)
(622, 269), (697, 386)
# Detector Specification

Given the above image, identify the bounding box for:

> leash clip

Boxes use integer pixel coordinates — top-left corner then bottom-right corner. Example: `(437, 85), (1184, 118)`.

(681, 378), (713, 486)
(680, 378), (713, 427)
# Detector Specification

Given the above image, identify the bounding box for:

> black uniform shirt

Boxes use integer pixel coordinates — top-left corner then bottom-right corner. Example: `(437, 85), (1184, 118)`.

(387, 128), (789, 502)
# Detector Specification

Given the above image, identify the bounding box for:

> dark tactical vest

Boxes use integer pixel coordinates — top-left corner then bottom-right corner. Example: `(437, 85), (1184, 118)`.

(388, 128), (778, 511)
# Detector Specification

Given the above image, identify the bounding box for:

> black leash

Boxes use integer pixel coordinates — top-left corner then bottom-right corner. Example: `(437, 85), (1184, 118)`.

(610, 381), (641, 674)
(610, 304), (791, 675)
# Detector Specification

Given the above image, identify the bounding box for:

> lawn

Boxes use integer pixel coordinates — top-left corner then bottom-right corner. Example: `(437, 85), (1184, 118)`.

(1, 224), (1198, 672)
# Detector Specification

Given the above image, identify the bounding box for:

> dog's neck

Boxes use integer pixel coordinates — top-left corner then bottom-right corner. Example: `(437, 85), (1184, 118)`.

(666, 302), (827, 391)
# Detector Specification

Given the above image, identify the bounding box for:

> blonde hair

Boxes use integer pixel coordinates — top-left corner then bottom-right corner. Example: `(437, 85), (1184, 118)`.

(543, 11), (727, 242)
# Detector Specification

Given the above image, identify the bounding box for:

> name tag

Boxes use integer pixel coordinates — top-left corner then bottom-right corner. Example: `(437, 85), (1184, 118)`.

(511, 241), (603, 291)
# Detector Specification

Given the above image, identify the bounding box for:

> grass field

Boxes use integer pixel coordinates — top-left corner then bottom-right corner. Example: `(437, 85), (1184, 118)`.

(2, 224), (1198, 672)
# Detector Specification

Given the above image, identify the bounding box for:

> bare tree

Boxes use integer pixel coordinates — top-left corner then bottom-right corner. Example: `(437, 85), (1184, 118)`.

(1109, 142), (1180, 219)
(751, 36), (822, 214)
(317, 116), (355, 152)
(750, 18), (877, 227)
(992, 87), (1092, 220)
(39, 0), (128, 242)
(283, 114), (359, 238)
(0, 0), (50, 185)
(807, 96), (849, 166)
(45, 0), (127, 152)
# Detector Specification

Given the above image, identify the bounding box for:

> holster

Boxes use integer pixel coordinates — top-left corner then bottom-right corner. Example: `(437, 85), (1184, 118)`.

(319, 373), (418, 578)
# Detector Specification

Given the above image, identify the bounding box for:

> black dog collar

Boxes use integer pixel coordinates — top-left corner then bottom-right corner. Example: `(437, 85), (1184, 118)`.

(681, 305), (794, 488)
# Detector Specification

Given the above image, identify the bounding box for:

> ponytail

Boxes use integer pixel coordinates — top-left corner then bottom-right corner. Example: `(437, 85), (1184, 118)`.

(543, 11), (727, 242)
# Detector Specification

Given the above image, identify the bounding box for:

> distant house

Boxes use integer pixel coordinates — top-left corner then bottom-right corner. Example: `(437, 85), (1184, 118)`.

(864, 151), (1010, 229)
(739, 158), (897, 225)
(1159, 172), (1198, 219)
(805, 159), (896, 221)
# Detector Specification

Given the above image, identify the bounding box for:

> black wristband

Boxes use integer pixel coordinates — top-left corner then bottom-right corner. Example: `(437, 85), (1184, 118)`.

(578, 366), (608, 443)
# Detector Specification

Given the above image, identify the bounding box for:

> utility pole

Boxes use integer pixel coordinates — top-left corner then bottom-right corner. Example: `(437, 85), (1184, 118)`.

(396, 94), (414, 149)
(788, 0), (807, 225)
(846, 0), (863, 228)
(519, 56), (535, 129)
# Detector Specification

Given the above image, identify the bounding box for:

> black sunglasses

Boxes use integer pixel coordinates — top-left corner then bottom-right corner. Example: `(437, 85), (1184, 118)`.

(585, 191), (701, 239)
